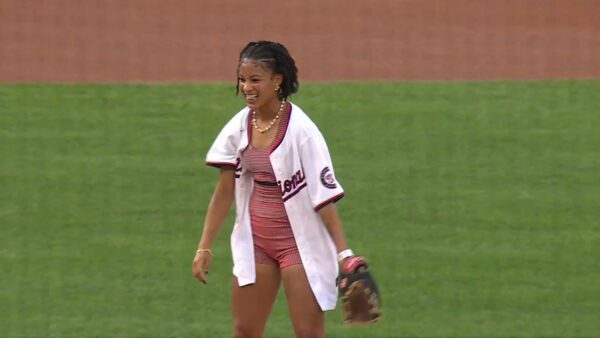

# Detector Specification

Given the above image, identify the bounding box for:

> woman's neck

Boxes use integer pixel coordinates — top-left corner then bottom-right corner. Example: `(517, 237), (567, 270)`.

(255, 99), (283, 120)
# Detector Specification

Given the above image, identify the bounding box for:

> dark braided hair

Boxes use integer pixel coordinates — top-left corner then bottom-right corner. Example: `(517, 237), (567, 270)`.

(236, 40), (299, 100)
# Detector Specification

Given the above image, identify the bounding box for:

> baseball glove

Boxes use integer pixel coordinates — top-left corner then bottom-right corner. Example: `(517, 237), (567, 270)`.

(338, 256), (382, 325)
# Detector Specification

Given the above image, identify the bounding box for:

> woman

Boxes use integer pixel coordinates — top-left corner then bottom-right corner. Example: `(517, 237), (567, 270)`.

(192, 40), (364, 338)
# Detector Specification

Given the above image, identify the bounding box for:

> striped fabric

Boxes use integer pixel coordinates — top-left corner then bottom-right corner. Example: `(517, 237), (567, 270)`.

(242, 103), (302, 268)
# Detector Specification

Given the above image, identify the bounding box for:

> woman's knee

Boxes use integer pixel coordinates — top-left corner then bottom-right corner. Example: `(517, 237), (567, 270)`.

(293, 326), (324, 338)
(232, 322), (262, 338)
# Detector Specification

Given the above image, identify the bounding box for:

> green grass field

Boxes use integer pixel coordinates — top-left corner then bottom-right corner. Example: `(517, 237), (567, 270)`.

(1, 81), (599, 337)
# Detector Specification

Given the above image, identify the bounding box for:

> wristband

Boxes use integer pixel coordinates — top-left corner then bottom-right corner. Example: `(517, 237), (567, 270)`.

(337, 249), (354, 262)
(196, 248), (214, 256)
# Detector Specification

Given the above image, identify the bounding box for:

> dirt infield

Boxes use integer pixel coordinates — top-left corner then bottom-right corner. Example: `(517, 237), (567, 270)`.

(1, 0), (599, 82)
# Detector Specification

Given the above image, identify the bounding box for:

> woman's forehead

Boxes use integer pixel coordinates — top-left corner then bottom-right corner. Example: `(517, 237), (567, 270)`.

(238, 59), (272, 75)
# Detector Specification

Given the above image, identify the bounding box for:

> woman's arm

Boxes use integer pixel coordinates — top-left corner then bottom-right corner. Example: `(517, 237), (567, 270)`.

(317, 203), (349, 254)
(198, 167), (236, 248)
(192, 167), (236, 283)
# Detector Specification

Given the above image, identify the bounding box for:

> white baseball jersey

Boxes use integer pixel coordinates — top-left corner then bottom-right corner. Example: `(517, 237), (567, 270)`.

(205, 102), (344, 311)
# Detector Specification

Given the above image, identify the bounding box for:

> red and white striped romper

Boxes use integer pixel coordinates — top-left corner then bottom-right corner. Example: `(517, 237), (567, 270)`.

(241, 103), (302, 268)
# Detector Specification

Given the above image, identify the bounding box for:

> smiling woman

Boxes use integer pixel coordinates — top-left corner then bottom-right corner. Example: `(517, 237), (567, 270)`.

(236, 42), (298, 140)
(191, 40), (371, 338)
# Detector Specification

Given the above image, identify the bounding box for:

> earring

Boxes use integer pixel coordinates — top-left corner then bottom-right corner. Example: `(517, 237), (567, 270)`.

(274, 86), (280, 92)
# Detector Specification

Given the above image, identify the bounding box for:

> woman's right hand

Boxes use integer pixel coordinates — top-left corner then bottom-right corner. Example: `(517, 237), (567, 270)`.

(192, 249), (213, 284)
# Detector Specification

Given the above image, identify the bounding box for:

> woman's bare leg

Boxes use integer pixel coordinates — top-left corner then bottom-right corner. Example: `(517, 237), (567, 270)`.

(231, 263), (281, 338)
(281, 264), (325, 338)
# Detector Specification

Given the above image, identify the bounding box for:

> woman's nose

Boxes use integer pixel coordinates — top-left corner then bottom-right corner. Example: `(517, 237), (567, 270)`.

(241, 82), (252, 93)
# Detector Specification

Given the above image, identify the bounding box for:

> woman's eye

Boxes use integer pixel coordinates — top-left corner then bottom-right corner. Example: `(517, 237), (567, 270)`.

(238, 78), (261, 83)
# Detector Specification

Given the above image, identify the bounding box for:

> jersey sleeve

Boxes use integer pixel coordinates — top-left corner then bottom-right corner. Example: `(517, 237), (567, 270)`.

(300, 132), (345, 210)
(205, 114), (243, 168)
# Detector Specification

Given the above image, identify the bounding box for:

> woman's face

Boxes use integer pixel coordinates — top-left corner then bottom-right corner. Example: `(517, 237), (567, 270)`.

(238, 60), (282, 111)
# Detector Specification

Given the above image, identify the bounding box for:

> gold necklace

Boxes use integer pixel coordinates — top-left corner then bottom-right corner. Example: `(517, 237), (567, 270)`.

(252, 100), (286, 133)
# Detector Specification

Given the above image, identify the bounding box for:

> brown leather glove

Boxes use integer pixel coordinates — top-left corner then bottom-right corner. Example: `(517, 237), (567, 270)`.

(338, 256), (382, 325)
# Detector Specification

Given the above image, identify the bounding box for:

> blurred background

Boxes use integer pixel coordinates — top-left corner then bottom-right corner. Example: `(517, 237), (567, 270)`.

(1, 1), (599, 337)
(2, 0), (599, 82)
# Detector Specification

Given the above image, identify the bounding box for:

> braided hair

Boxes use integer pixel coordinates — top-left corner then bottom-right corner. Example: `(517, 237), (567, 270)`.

(236, 40), (299, 100)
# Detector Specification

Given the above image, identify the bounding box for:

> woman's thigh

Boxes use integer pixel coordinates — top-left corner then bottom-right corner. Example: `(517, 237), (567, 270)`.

(281, 264), (325, 338)
(231, 263), (281, 338)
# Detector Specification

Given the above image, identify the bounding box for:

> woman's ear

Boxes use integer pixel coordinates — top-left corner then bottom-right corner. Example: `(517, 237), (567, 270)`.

(274, 73), (283, 88)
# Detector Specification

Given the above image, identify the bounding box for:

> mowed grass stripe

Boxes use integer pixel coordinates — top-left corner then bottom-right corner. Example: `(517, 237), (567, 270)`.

(1, 81), (598, 337)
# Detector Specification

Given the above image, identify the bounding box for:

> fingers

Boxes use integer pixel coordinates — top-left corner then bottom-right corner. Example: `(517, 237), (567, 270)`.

(192, 253), (212, 284)
(203, 254), (212, 272)
(340, 256), (367, 273)
(193, 263), (207, 284)
(198, 269), (208, 284)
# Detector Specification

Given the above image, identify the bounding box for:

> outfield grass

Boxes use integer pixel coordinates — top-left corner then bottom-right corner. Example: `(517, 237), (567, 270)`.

(1, 81), (599, 337)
